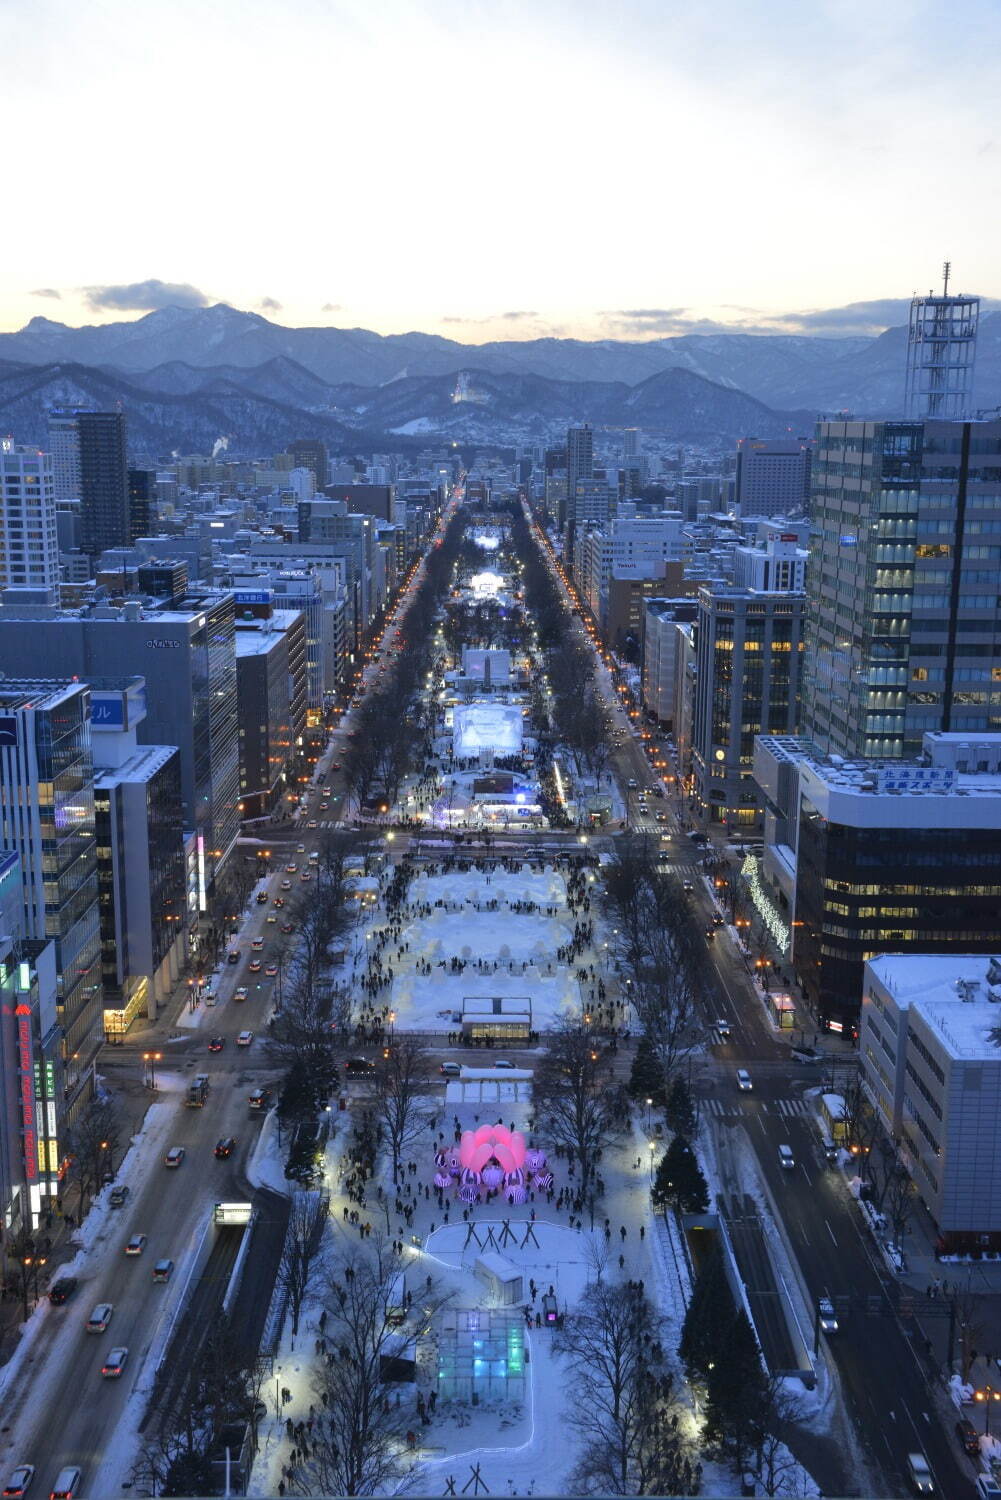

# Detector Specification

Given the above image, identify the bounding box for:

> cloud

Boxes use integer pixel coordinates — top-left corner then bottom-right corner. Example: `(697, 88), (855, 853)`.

(81, 279), (211, 312)
(599, 296), (1001, 341)
(600, 307), (728, 336)
(500, 310), (539, 321)
(321, 302), (342, 313)
(31, 287), (61, 300)
(257, 296), (282, 312)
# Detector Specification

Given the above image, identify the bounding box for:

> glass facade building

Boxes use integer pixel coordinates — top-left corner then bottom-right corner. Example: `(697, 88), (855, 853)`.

(802, 417), (1001, 759)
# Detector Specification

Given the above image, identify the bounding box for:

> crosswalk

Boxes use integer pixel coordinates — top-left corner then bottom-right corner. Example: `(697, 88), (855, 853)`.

(702, 1097), (812, 1119)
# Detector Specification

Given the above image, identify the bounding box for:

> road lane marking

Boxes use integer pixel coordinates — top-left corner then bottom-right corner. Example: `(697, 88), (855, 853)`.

(826, 1219), (838, 1245)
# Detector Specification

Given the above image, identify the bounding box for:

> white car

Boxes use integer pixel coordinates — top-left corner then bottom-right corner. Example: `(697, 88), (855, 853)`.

(715, 1018), (732, 1039)
(101, 1346), (129, 1379)
(236, 1030), (254, 1047)
(736, 1069), (752, 1092)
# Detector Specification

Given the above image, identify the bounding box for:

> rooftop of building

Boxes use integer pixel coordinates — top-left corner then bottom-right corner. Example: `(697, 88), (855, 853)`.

(0, 679), (88, 710)
(867, 953), (1001, 1060)
(94, 745), (178, 788)
(233, 608), (303, 656)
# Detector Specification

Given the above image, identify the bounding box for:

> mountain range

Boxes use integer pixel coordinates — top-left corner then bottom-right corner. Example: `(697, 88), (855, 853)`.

(1, 303), (999, 457)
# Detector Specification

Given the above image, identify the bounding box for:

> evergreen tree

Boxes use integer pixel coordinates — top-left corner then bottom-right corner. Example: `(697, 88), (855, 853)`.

(627, 1033), (666, 1107)
(664, 1074), (696, 1139)
(679, 1246), (734, 1380)
(704, 1308), (769, 1464)
(652, 1135), (709, 1214)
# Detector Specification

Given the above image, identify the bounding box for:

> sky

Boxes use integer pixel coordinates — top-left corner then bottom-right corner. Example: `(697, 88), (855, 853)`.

(2, 0), (1000, 343)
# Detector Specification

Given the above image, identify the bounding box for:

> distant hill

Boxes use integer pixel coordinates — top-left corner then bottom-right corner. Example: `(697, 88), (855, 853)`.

(0, 355), (810, 458)
(5, 300), (1000, 412)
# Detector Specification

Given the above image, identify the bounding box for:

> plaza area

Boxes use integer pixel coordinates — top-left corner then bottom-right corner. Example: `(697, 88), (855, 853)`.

(352, 860), (620, 1038)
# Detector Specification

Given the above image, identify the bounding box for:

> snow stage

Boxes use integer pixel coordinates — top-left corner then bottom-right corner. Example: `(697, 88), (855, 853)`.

(453, 703), (524, 757)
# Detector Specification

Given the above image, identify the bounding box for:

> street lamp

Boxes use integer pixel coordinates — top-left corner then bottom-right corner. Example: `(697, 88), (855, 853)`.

(142, 1051), (162, 1090)
(646, 1097), (653, 1133)
(648, 1141), (656, 1181)
(975, 1384), (1001, 1437)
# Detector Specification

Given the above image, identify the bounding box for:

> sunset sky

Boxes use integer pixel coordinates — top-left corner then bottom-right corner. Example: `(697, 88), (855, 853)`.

(3, 0), (999, 341)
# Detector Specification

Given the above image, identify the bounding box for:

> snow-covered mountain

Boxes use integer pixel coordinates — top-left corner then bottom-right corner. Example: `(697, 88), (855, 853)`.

(7, 302), (1001, 411)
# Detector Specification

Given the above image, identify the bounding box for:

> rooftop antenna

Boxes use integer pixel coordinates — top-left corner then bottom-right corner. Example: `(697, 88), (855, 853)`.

(943, 260), (951, 296)
(903, 262), (979, 419)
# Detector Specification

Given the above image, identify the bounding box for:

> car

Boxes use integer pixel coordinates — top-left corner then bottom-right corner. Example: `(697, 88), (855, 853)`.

(86, 1303), (114, 1333)
(704, 928), (716, 942)
(265, 961), (279, 977)
(2, 1465), (34, 1499)
(627, 778), (638, 789)
(331, 762), (341, 772)
(124, 1234), (147, 1256)
(214, 1137), (236, 1159)
(307, 819), (318, 829)
(280, 879), (293, 890)
(109, 1184), (129, 1208)
(344, 1057), (376, 1077)
(251, 936), (264, 950)
(297, 842), (306, 853)
(818, 1296), (838, 1333)
(300, 870), (312, 882)
(248, 959), (262, 973)
(493, 1059), (516, 1070)
(440, 1061), (462, 1077)
(265, 913), (278, 924)
(280, 921), (294, 934)
(164, 1146), (185, 1168)
(48, 1467), (82, 1500)
(248, 1086), (272, 1110)
(778, 1144), (796, 1170)
(48, 1277), (77, 1305)
(956, 1417), (980, 1456)
(715, 1018), (732, 1039)
(236, 1030), (254, 1046)
(273, 894), (285, 907)
(227, 949), (240, 964)
(792, 1046), (822, 1065)
(906, 1452), (934, 1494)
(101, 1346), (129, 1378)
(208, 1036), (225, 1051)
(319, 802), (329, 812)
(256, 891), (269, 905)
(736, 1069), (753, 1091)
(682, 880), (694, 893)
(712, 912), (725, 926)
(285, 863), (298, 874)
(153, 1259), (174, 1283)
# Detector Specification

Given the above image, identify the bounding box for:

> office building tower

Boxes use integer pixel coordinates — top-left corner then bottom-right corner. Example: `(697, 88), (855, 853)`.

(734, 437), (813, 518)
(48, 409), (129, 559)
(903, 266), (979, 420)
(0, 681), (103, 1114)
(234, 608), (308, 818)
(693, 585), (805, 826)
(801, 416), (1001, 759)
(0, 441), (60, 593)
(127, 468), (157, 542)
(0, 930), (61, 1231)
(285, 440), (328, 491)
(754, 733), (1001, 1033)
(0, 594), (240, 902)
(566, 425), (593, 508)
(622, 428), (641, 461)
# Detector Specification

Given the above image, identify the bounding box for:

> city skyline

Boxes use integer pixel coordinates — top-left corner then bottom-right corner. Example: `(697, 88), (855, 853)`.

(3, 0), (1001, 341)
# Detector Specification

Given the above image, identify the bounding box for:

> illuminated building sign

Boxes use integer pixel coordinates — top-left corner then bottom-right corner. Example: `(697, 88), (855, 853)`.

(15, 1004), (37, 1181)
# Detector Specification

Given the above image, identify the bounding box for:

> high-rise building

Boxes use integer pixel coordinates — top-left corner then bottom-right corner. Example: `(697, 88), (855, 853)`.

(0, 594), (241, 902)
(801, 416), (1001, 759)
(566, 425), (593, 508)
(48, 409), (129, 559)
(285, 440), (328, 491)
(0, 681), (103, 1114)
(692, 585), (806, 826)
(622, 429), (641, 461)
(0, 441), (60, 594)
(127, 468), (157, 543)
(735, 438), (813, 518)
(0, 931), (61, 1232)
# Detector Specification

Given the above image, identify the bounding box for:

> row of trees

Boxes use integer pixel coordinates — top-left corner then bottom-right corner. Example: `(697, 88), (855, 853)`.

(342, 509), (466, 809)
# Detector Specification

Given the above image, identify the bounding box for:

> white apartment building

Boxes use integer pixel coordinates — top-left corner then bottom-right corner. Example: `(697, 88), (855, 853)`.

(0, 441), (60, 593)
(862, 952), (1001, 1251)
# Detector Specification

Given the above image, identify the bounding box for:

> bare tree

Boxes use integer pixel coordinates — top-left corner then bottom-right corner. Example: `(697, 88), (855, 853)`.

(375, 1038), (432, 1185)
(299, 1240), (449, 1497)
(556, 1279), (693, 1495)
(533, 1019), (623, 1203)
(64, 1095), (120, 1218)
(268, 971), (348, 1104)
(278, 1190), (330, 1336)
